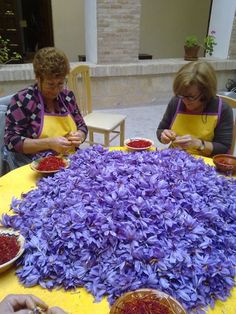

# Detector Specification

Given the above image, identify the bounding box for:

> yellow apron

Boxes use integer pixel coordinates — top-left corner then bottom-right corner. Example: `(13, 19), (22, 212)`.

(39, 114), (77, 139)
(38, 94), (77, 153)
(171, 98), (222, 155)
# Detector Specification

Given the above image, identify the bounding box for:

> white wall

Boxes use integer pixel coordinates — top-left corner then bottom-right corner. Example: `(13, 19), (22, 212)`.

(51, 0), (85, 62)
(208, 0), (236, 58)
(51, 0), (233, 61)
(139, 0), (211, 58)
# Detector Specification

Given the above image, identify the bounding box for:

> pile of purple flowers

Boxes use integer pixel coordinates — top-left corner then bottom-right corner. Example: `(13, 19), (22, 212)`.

(2, 147), (236, 313)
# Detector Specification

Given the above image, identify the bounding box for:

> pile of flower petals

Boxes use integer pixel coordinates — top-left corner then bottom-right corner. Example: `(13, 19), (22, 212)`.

(2, 146), (236, 313)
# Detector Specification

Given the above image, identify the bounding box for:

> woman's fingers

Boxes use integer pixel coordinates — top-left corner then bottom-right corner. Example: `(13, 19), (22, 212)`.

(0, 294), (48, 313)
(25, 295), (48, 310)
(173, 135), (191, 144)
(161, 130), (177, 144)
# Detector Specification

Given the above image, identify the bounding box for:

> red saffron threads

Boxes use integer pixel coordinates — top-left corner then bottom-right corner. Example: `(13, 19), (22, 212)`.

(37, 156), (66, 171)
(121, 299), (171, 314)
(0, 234), (20, 265)
(113, 293), (173, 314)
(127, 139), (152, 149)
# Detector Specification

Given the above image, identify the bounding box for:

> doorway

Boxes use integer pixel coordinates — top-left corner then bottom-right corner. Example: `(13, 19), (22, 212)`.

(21, 0), (54, 61)
(0, 0), (54, 63)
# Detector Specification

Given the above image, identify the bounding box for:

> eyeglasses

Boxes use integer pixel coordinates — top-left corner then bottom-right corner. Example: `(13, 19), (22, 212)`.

(43, 78), (67, 90)
(178, 93), (202, 102)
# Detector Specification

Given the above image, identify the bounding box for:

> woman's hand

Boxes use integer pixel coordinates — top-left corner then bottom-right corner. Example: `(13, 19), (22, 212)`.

(172, 135), (201, 149)
(0, 294), (48, 314)
(0, 294), (67, 314)
(161, 129), (177, 144)
(66, 131), (85, 148)
(23, 132), (85, 155)
(49, 137), (74, 154)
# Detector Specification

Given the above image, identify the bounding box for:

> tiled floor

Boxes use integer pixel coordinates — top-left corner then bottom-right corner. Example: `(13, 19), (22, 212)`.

(80, 102), (168, 150)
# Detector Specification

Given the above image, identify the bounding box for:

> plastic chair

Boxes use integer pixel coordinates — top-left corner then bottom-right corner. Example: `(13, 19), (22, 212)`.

(217, 92), (236, 155)
(67, 65), (126, 147)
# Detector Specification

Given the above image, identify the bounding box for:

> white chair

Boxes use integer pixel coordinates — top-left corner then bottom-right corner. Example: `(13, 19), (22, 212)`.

(217, 92), (236, 155)
(67, 65), (126, 147)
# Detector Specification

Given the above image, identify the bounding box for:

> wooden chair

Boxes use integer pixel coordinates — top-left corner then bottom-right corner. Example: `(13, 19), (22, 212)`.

(67, 65), (126, 147)
(218, 93), (236, 155)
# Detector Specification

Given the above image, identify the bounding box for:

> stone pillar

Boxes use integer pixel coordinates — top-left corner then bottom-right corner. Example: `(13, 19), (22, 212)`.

(85, 0), (141, 64)
(228, 11), (236, 58)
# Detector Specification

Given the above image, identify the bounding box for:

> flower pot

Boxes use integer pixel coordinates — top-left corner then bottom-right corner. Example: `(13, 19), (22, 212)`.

(184, 45), (200, 61)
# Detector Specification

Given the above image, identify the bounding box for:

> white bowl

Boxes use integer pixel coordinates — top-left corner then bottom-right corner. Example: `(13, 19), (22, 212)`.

(0, 228), (25, 273)
(124, 138), (154, 151)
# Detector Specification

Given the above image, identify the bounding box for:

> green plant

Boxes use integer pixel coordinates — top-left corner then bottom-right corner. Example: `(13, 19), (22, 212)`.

(184, 31), (217, 56)
(184, 35), (199, 48)
(204, 31), (217, 56)
(0, 35), (22, 64)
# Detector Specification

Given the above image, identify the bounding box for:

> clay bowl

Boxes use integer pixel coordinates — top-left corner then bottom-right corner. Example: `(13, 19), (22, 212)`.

(213, 154), (236, 174)
(109, 289), (187, 314)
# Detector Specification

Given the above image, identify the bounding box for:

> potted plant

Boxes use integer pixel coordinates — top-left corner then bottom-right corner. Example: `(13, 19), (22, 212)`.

(184, 31), (217, 61)
(184, 35), (200, 61)
(0, 36), (22, 64)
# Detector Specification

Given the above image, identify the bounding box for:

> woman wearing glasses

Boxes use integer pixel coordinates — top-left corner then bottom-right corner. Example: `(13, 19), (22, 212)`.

(4, 47), (87, 170)
(156, 61), (233, 156)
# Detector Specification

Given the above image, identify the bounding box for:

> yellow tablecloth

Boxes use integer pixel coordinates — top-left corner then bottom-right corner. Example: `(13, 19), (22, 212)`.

(0, 151), (235, 314)
(0, 165), (109, 314)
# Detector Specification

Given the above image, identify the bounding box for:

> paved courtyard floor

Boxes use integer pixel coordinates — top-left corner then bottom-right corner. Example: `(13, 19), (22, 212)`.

(80, 102), (168, 150)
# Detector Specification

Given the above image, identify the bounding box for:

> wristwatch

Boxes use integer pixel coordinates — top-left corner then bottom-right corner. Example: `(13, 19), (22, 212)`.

(198, 139), (205, 152)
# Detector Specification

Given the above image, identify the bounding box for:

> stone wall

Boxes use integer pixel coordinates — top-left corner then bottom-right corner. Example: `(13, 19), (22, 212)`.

(1, 58), (236, 109)
(96, 0), (141, 63)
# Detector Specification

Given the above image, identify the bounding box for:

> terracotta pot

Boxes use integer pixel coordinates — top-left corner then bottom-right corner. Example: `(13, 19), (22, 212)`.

(184, 45), (200, 61)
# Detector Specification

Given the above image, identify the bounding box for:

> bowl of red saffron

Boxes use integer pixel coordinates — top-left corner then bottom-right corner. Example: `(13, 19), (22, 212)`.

(212, 154), (236, 174)
(0, 228), (25, 273)
(30, 155), (70, 174)
(109, 289), (187, 314)
(124, 138), (154, 151)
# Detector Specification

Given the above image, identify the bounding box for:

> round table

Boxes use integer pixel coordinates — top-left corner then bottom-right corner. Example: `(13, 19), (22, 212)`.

(0, 153), (235, 314)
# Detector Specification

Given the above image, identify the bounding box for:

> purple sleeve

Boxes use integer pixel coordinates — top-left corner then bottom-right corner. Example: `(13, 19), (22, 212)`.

(4, 94), (30, 152)
(4, 87), (41, 152)
(212, 102), (233, 155)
